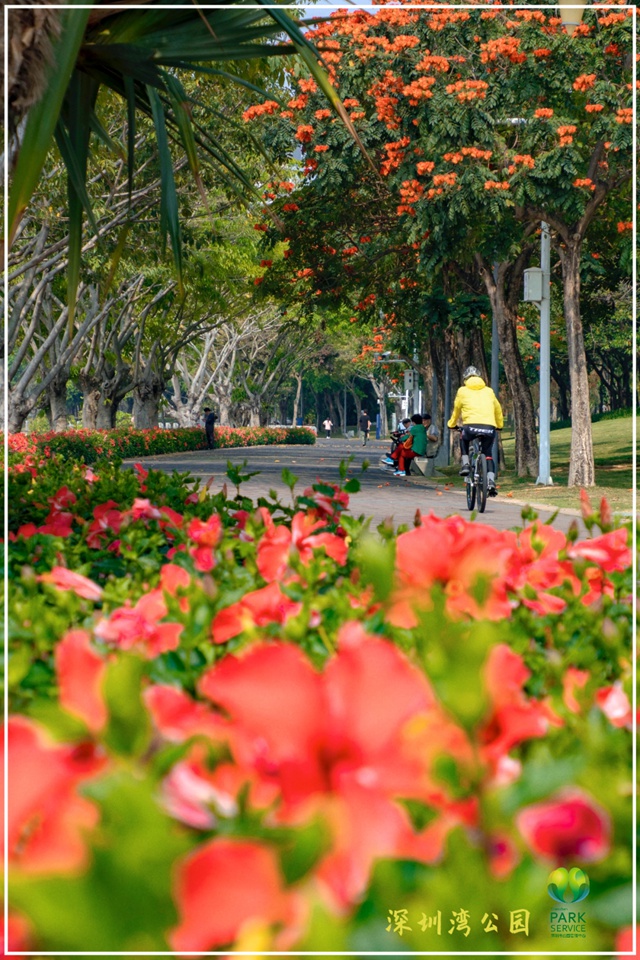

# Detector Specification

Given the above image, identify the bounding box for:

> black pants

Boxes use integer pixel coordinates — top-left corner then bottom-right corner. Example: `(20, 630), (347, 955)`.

(460, 425), (496, 466)
(206, 429), (215, 449)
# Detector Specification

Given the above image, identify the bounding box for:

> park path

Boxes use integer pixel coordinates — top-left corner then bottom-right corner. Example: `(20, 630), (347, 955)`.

(127, 437), (584, 533)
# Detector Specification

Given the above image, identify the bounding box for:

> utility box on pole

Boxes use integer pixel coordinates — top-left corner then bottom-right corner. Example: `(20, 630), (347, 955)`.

(523, 267), (544, 303)
(404, 369), (415, 392)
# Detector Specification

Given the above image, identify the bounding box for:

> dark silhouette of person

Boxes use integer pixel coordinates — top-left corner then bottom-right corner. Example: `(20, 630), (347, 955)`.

(203, 407), (216, 449)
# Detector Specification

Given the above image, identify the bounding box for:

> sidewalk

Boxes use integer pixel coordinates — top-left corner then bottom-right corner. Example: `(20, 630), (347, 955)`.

(126, 437), (587, 533)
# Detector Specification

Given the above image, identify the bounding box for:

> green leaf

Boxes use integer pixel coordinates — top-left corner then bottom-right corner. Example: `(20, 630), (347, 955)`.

(123, 75), (136, 206)
(353, 534), (395, 602)
(146, 84), (184, 297)
(103, 654), (151, 757)
(281, 467), (299, 490)
(88, 109), (125, 159)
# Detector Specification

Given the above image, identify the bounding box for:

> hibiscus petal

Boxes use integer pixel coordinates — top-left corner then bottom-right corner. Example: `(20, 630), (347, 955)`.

(169, 838), (294, 951)
(325, 630), (434, 757)
(199, 644), (323, 766)
(55, 630), (108, 733)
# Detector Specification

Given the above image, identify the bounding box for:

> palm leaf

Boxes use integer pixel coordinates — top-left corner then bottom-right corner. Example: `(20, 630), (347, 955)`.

(8, 1), (91, 244)
(9, 1), (372, 331)
(147, 85), (183, 297)
(56, 71), (101, 333)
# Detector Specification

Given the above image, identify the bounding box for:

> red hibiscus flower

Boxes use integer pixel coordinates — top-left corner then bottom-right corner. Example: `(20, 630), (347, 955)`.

(568, 527), (631, 572)
(95, 591), (183, 658)
(211, 582), (302, 644)
(301, 484), (350, 519)
(48, 486), (77, 511)
(516, 788), (611, 863)
(478, 645), (561, 772)
(130, 498), (163, 521)
(9, 522), (39, 541)
(160, 746), (278, 829)
(38, 512), (75, 537)
(198, 628), (475, 906)
(55, 630), (108, 732)
(256, 509), (348, 582)
(143, 684), (228, 743)
(170, 838), (300, 952)
(38, 566), (103, 602)
(86, 500), (124, 549)
(3, 717), (105, 874)
(391, 514), (515, 624)
(595, 682), (632, 728)
(187, 515), (222, 572)
(2, 912), (33, 954)
(505, 523), (576, 615)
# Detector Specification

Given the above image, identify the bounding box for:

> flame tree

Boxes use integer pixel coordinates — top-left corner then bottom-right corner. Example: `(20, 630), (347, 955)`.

(247, 4), (632, 486)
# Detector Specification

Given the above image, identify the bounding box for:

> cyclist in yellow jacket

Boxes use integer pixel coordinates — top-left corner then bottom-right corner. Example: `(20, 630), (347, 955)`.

(447, 366), (504, 495)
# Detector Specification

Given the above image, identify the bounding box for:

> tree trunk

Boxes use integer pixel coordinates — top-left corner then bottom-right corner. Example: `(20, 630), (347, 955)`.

(133, 374), (164, 429)
(248, 406), (260, 427)
(338, 391), (347, 435)
(494, 299), (538, 476)
(7, 390), (32, 433)
(82, 387), (100, 429)
(551, 360), (570, 420)
(96, 398), (117, 430)
(477, 256), (539, 477)
(48, 375), (68, 432)
(218, 397), (232, 426)
(327, 393), (339, 431)
(352, 392), (362, 431)
(291, 374), (302, 426)
(561, 242), (595, 487)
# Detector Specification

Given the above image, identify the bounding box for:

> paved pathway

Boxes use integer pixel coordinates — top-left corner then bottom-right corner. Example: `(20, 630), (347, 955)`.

(127, 437), (583, 533)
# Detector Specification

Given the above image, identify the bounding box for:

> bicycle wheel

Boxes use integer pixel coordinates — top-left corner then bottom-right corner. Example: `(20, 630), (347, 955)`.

(466, 463), (476, 510)
(477, 453), (488, 513)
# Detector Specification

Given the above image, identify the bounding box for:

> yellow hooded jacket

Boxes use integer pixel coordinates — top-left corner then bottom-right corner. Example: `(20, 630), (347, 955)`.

(447, 376), (504, 429)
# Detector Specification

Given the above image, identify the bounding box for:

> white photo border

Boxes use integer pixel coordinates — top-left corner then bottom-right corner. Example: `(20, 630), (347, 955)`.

(3, 3), (636, 955)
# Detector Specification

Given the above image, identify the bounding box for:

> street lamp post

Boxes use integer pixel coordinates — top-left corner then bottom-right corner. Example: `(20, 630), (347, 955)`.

(523, 223), (553, 485)
(538, 223), (553, 485)
(491, 264), (500, 474)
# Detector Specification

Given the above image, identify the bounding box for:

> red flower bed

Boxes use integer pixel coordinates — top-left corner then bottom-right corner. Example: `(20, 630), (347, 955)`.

(6, 456), (633, 952)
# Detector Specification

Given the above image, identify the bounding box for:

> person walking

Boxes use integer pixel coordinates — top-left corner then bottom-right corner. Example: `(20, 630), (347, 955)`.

(447, 366), (504, 495)
(322, 417), (333, 439)
(203, 407), (216, 449)
(359, 410), (371, 445)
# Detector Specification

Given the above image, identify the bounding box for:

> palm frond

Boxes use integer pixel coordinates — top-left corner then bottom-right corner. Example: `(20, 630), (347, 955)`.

(9, 1), (373, 330)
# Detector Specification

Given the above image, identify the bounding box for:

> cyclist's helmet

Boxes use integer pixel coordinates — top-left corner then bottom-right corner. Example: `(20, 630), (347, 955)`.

(462, 365), (482, 382)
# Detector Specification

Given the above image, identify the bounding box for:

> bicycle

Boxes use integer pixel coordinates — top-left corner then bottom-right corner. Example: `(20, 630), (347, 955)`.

(465, 435), (488, 513)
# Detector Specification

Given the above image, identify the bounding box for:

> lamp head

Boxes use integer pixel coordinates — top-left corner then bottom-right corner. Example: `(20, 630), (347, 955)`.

(557, 0), (586, 36)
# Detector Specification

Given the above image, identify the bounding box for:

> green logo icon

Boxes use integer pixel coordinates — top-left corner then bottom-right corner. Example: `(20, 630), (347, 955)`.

(547, 867), (590, 904)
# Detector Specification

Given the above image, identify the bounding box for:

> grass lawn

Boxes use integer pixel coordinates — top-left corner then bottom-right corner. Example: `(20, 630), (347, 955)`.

(439, 415), (634, 513)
